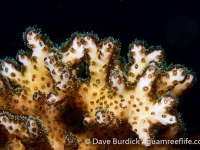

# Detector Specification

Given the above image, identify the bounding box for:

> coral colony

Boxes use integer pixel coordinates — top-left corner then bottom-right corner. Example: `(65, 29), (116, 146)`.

(0, 27), (195, 150)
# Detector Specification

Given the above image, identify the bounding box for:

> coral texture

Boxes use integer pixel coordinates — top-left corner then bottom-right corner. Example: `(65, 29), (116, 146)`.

(0, 27), (195, 150)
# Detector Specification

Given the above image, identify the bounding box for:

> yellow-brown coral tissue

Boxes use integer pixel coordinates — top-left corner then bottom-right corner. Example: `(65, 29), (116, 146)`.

(0, 27), (196, 150)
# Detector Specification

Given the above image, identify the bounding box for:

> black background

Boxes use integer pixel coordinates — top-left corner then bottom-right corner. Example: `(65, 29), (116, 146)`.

(0, 0), (199, 135)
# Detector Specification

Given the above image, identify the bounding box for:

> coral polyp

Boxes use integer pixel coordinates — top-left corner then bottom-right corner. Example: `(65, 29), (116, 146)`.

(0, 27), (195, 150)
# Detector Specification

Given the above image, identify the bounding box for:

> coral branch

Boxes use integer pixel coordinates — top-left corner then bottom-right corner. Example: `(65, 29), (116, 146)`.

(61, 35), (85, 67)
(0, 27), (196, 150)
(127, 41), (163, 83)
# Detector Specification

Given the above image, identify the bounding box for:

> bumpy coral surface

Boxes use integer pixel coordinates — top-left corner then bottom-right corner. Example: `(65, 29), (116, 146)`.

(0, 27), (195, 150)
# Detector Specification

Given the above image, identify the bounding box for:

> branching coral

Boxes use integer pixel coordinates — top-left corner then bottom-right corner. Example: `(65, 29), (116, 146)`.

(0, 28), (75, 149)
(0, 27), (196, 150)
